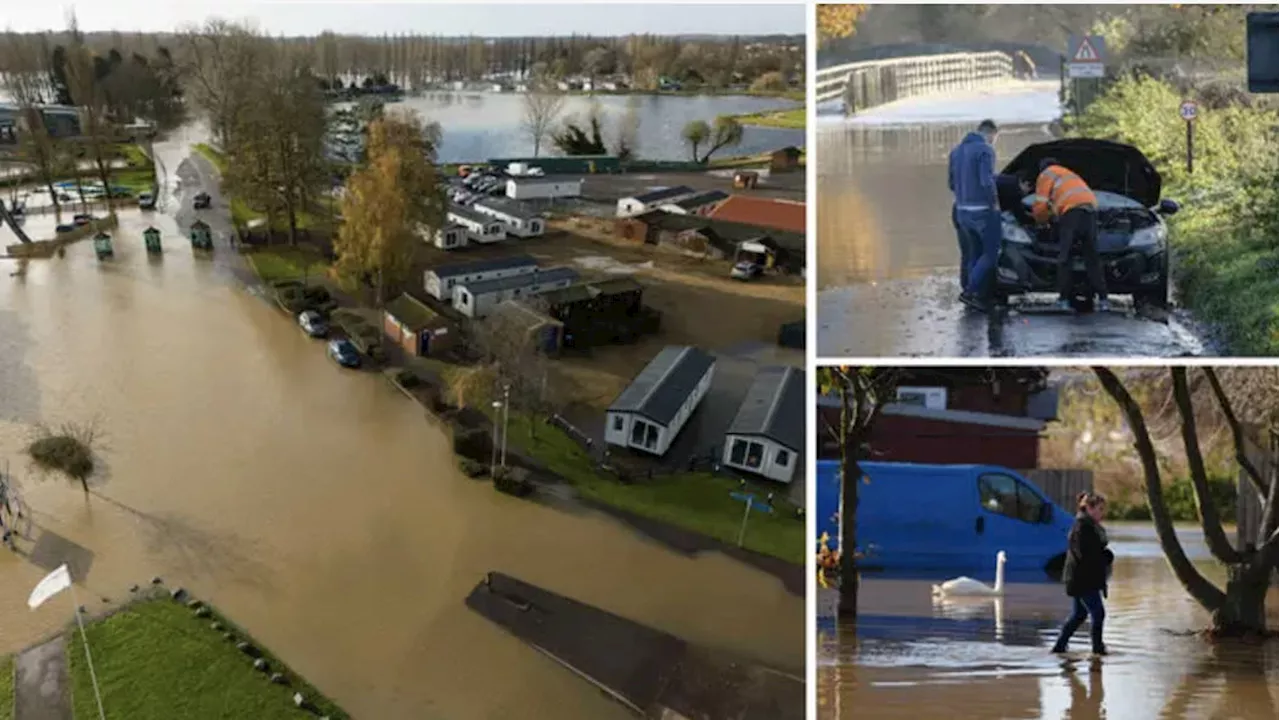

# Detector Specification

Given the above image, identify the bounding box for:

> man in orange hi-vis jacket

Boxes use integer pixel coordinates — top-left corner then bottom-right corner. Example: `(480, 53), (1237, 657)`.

(1031, 157), (1110, 312)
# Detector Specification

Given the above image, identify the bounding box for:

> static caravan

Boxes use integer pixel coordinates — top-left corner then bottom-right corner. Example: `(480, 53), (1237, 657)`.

(505, 176), (583, 201)
(722, 366), (805, 484)
(423, 223), (467, 250)
(658, 190), (729, 217)
(605, 346), (715, 457)
(423, 254), (538, 302)
(471, 198), (545, 238)
(447, 205), (506, 244)
(452, 266), (579, 319)
(615, 186), (696, 218)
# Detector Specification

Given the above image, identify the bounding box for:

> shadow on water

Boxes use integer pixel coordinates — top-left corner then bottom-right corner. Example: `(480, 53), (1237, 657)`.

(816, 525), (1279, 719)
(815, 120), (1211, 358)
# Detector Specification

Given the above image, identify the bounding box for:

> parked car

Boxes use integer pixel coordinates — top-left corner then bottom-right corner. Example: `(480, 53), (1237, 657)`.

(996, 139), (1179, 310)
(72, 214), (93, 226)
(193, 192), (212, 209)
(298, 311), (328, 338)
(327, 338), (362, 368)
(730, 260), (763, 281)
(138, 192), (156, 210)
(815, 460), (1074, 577)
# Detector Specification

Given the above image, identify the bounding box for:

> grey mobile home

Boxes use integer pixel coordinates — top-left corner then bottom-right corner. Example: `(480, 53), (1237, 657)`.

(605, 346), (715, 457)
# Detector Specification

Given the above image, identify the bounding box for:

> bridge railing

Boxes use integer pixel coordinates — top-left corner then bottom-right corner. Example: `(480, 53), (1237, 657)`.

(816, 51), (1015, 113)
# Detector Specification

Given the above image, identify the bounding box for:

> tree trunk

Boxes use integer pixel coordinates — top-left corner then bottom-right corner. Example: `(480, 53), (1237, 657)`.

(1212, 563), (1272, 635)
(0, 199), (33, 244)
(837, 383), (859, 619)
(1171, 368), (1241, 564)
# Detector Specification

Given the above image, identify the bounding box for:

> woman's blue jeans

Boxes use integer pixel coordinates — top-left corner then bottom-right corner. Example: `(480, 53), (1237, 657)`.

(1052, 589), (1106, 652)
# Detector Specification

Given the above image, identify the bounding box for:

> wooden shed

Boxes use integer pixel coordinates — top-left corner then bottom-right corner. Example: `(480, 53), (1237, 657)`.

(143, 226), (162, 254)
(769, 146), (803, 172)
(189, 219), (213, 250)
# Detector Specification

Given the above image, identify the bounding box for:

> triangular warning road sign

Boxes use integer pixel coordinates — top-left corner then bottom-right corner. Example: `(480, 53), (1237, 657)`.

(1073, 38), (1100, 62)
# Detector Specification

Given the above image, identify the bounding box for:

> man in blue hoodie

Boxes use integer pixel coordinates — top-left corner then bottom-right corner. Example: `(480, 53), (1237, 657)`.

(948, 119), (1001, 310)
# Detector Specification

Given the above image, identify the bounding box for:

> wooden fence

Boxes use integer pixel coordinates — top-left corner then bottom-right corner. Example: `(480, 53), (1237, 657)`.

(1236, 428), (1277, 551)
(815, 51), (1015, 113)
(1021, 468), (1094, 512)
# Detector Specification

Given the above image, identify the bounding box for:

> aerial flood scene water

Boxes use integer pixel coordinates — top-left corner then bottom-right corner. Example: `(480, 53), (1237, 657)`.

(0, 3), (807, 718)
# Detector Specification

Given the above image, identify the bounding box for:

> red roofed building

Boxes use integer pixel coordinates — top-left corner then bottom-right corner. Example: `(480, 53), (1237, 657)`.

(708, 196), (806, 235)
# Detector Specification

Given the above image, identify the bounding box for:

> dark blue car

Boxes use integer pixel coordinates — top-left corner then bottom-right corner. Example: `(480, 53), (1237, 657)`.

(327, 338), (361, 368)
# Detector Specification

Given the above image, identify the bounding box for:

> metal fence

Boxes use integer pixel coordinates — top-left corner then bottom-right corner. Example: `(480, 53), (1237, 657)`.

(815, 51), (1015, 113)
(1021, 468), (1094, 512)
(1236, 428), (1277, 551)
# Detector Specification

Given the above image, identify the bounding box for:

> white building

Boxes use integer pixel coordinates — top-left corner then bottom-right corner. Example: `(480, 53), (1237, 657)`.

(471, 198), (545, 238)
(658, 190), (730, 217)
(605, 346), (716, 457)
(422, 223), (467, 250)
(452, 266), (580, 319)
(721, 365), (805, 484)
(423, 254), (538, 302)
(616, 186), (697, 218)
(447, 205), (506, 244)
(506, 176), (584, 202)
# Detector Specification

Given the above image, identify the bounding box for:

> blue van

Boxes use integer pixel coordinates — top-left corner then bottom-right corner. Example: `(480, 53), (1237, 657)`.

(815, 460), (1075, 575)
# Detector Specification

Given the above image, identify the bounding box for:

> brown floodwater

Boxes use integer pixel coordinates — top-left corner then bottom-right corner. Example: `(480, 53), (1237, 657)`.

(0, 133), (802, 718)
(816, 523), (1278, 719)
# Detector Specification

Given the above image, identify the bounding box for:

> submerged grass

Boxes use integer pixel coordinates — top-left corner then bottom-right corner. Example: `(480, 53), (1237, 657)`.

(67, 598), (347, 720)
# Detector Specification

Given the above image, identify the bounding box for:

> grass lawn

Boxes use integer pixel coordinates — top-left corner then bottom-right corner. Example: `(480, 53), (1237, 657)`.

(708, 150), (806, 170)
(734, 107), (806, 129)
(247, 246), (332, 284)
(68, 598), (346, 719)
(0, 654), (12, 720)
(496, 409), (804, 565)
(193, 143), (227, 175)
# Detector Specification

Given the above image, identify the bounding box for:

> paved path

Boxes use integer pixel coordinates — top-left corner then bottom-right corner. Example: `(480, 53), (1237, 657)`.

(14, 636), (70, 720)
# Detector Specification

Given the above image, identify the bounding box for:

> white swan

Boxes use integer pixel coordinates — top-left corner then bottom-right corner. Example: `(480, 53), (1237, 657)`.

(932, 550), (1006, 597)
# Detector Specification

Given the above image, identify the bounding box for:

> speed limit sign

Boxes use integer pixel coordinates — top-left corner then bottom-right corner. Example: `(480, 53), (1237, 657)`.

(1179, 100), (1198, 121)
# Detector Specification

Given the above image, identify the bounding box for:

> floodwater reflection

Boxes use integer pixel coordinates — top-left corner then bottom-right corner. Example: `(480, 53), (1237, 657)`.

(816, 524), (1278, 719)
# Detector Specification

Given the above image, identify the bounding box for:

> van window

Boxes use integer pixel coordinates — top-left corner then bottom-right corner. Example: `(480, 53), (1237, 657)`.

(979, 473), (1044, 524)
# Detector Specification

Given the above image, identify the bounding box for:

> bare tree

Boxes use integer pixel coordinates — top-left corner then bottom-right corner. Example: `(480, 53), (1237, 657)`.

(1094, 366), (1278, 636)
(469, 298), (559, 440)
(0, 33), (62, 228)
(521, 83), (566, 158)
(63, 12), (117, 215)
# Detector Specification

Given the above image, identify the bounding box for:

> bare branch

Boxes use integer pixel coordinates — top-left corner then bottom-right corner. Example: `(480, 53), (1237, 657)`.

(1204, 367), (1269, 502)
(1171, 368), (1241, 563)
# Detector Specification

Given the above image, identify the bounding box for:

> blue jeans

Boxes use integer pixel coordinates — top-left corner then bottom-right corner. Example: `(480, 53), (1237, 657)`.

(957, 207), (1001, 297)
(1052, 589), (1106, 652)
(952, 205), (977, 288)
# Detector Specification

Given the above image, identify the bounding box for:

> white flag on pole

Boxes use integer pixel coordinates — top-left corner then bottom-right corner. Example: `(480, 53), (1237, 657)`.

(28, 563), (72, 610)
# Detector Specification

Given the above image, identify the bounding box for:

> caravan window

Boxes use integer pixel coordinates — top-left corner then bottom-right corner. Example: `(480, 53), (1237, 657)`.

(612, 415), (624, 432)
(730, 439), (748, 465)
(776, 449), (791, 467)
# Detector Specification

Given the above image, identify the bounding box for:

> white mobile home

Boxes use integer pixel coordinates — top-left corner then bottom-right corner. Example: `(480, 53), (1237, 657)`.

(447, 205), (506, 244)
(506, 176), (583, 201)
(605, 346), (716, 457)
(423, 254), (538, 302)
(423, 223), (467, 250)
(452, 266), (579, 318)
(722, 365), (805, 484)
(658, 190), (730, 217)
(471, 198), (545, 238)
(616, 186), (696, 218)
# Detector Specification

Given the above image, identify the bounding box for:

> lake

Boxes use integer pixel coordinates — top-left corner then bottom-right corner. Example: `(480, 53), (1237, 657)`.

(376, 92), (803, 163)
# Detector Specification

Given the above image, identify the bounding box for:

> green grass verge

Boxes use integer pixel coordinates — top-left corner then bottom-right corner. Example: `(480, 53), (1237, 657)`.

(67, 598), (347, 719)
(193, 143), (227, 175)
(734, 107), (806, 129)
(495, 409), (804, 565)
(246, 247), (332, 284)
(0, 654), (13, 720)
(707, 150), (806, 170)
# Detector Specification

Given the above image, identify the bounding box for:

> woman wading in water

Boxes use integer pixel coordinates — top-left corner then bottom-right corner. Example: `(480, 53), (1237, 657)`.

(1052, 492), (1114, 655)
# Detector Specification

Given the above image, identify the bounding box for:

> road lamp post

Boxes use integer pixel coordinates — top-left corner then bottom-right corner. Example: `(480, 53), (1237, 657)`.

(500, 384), (511, 468)
(490, 400), (502, 478)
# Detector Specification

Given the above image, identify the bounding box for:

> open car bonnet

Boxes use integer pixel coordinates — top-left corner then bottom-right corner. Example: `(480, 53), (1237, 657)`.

(1002, 139), (1163, 209)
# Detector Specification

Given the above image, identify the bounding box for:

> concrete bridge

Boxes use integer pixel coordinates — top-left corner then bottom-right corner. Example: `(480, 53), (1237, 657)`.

(816, 51), (1021, 115)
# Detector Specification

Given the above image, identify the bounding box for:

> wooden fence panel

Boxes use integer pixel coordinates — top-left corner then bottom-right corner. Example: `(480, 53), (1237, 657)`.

(1021, 468), (1094, 512)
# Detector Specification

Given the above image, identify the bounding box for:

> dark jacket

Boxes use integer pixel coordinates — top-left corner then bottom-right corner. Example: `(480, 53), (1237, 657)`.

(948, 132), (997, 209)
(994, 173), (1032, 224)
(1061, 513), (1114, 597)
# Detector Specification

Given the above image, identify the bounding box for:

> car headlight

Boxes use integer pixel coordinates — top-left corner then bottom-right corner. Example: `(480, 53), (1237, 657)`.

(1002, 222), (1033, 245)
(1130, 224), (1166, 248)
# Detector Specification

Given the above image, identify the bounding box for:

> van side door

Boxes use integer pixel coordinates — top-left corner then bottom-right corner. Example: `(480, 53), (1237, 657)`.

(975, 471), (1055, 570)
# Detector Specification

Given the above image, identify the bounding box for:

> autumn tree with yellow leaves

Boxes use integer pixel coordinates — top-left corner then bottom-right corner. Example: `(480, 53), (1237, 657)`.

(816, 4), (869, 47)
(333, 109), (446, 306)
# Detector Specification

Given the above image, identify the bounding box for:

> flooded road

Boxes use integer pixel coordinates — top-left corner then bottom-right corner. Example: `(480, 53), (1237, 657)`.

(815, 115), (1211, 358)
(0, 131), (803, 718)
(817, 523), (1278, 719)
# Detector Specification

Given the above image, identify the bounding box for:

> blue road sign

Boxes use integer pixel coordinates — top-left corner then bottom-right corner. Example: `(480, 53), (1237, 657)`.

(730, 492), (774, 514)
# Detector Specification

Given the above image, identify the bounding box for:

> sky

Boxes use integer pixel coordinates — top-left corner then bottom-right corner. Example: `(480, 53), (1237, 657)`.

(3, 2), (806, 36)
